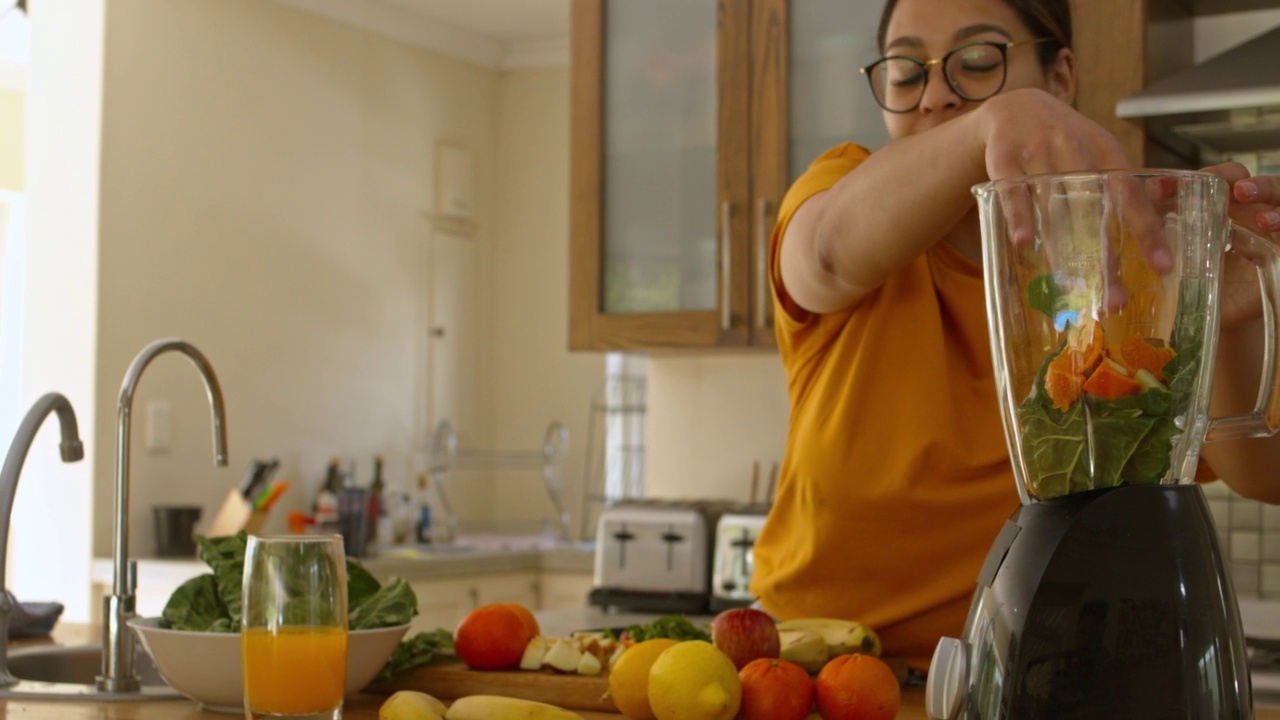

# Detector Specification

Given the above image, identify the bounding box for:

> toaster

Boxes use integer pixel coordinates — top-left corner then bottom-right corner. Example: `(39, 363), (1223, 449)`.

(589, 500), (737, 614)
(710, 511), (768, 612)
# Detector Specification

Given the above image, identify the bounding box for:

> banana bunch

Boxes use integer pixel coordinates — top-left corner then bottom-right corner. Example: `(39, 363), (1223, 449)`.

(776, 618), (881, 673)
(445, 695), (586, 720)
(379, 692), (585, 720)
(380, 691), (448, 720)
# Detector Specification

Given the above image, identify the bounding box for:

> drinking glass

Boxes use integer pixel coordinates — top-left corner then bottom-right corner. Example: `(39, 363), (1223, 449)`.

(242, 535), (348, 720)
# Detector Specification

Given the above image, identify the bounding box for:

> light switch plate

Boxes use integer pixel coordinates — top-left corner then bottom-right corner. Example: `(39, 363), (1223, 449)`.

(145, 400), (171, 453)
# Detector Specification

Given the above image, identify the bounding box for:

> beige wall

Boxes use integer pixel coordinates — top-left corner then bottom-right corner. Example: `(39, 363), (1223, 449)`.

(644, 353), (789, 502)
(91, 0), (509, 558)
(489, 66), (603, 538)
(0, 89), (21, 191)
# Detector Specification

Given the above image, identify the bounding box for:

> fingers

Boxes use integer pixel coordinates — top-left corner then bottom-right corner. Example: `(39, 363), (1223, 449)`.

(1260, 210), (1280, 234)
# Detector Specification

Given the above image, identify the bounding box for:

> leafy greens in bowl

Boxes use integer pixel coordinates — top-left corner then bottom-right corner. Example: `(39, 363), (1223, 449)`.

(161, 532), (417, 632)
(159, 532), (453, 682)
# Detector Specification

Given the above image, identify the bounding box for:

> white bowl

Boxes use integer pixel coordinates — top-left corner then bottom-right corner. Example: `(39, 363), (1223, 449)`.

(128, 617), (410, 714)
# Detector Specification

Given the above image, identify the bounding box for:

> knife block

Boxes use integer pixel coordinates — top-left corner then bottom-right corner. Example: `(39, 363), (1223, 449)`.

(206, 489), (270, 537)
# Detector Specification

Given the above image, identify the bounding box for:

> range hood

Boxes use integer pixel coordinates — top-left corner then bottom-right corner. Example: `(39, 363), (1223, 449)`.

(1116, 25), (1280, 119)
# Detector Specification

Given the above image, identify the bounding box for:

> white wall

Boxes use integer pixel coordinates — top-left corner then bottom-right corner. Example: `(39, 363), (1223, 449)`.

(16, 0), (105, 622)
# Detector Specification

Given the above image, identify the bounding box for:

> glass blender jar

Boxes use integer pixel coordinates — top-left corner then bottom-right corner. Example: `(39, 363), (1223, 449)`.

(927, 169), (1280, 719)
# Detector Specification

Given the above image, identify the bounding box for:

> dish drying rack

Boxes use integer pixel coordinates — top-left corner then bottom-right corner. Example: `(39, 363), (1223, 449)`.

(428, 419), (571, 542)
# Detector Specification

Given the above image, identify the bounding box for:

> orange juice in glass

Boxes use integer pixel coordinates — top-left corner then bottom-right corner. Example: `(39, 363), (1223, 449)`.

(242, 535), (347, 719)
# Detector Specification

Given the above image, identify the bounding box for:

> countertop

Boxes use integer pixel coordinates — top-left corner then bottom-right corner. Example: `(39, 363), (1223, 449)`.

(92, 538), (596, 588)
(3, 625), (1274, 719)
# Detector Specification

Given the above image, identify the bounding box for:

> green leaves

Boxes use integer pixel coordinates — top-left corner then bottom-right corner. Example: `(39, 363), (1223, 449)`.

(159, 532), (417, 632)
(372, 629), (455, 684)
(349, 577), (417, 630)
(623, 614), (711, 643)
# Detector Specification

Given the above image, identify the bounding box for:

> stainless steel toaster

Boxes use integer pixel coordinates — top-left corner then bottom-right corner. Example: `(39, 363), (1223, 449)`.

(589, 500), (737, 614)
(710, 511), (768, 612)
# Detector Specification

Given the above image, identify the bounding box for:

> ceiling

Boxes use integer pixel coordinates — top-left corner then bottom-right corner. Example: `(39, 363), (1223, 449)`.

(0, 0), (571, 90)
(383, 0), (569, 42)
(275, 0), (571, 70)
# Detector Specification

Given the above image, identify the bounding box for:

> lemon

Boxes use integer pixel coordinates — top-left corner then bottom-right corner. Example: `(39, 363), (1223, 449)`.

(647, 640), (742, 720)
(608, 638), (678, 720)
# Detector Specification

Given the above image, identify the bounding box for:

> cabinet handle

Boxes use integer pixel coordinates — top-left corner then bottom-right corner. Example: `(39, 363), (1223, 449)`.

(720, 201), (733, 331)
(468, 587), (480, 609)
(755, 199), (774, 330)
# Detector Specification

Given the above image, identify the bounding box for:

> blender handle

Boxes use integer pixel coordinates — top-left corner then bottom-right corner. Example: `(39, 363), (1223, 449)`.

(1205, 225), (1280, 441)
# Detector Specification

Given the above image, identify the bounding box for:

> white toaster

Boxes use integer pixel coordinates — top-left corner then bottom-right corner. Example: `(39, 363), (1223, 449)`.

(710, 512), (768, 611)
(589, 501), (732, 614)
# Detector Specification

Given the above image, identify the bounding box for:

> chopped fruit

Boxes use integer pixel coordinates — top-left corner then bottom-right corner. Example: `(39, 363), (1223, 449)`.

(1044, 360), (1085, 411)
(1044, 319), (1107, 411)
(519, 636), (549, 671)
(1083, 358), (1144, 400)
(1118, 335), (1177, 382)
(542, 638), (584, 673)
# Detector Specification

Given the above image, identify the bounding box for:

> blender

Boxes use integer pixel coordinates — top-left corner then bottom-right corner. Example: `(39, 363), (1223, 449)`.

(926, 169), (1280, 718)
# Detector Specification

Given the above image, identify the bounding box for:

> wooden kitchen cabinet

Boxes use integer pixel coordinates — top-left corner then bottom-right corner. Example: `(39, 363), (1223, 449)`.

(569, 0), (888, 351)
(408, 572), (540, 635)
(570, 0), (1181, 353)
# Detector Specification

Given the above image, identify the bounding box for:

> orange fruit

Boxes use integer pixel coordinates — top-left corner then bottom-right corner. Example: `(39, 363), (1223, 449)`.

(607, 638), (677, 720)
(738, 658), (814, 720)
(501, 602), (541, 638)
(814, 653), (900, 720)
(453, 603), (537, 670)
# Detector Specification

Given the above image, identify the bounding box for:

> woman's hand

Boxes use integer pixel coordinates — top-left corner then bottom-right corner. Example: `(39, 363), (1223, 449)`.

(1201, 162), (1280, 328)
(979, 88), (1130, 181)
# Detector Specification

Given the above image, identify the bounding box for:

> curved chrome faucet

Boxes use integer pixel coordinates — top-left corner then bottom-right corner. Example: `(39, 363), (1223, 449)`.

(98, 339), (227, 693)
(0, 393), (83, 687)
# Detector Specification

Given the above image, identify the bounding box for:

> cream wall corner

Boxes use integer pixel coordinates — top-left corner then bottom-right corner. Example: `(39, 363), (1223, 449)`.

(0, 89), (22, 192)
(490, 66), (604, 539)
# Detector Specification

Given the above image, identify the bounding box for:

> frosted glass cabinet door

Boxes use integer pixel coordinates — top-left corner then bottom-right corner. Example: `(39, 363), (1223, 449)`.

(601, 1), (718, 315)
(788, 2), (889, 180)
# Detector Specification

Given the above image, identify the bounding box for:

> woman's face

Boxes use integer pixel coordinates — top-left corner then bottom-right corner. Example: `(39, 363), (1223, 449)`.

(879, 0), (1069, 140)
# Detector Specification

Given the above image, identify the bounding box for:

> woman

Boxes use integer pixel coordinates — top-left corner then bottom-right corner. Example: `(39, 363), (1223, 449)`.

(749, 0), (1280, 673)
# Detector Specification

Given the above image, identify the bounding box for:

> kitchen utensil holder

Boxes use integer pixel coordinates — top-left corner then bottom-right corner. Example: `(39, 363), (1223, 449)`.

(206, 489), (269, 537)
(428, 419), (571, 542)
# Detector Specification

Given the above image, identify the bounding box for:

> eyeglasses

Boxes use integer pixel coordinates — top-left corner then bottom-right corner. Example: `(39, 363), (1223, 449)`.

(860, 38), (1055, 113)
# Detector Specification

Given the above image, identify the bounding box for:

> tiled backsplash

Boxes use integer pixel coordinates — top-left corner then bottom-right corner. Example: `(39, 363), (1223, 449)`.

(1203, 480), (1280, 598)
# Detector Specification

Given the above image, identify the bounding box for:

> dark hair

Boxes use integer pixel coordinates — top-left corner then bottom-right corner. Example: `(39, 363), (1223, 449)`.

(876, 0), (1072, 69)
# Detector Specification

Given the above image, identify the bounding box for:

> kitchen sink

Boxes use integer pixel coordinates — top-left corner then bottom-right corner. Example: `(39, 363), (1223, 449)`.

(0, 644), (180, 700)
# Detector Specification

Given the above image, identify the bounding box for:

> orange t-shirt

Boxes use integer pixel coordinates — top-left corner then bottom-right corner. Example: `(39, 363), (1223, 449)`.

(749, 143), (1020, 671)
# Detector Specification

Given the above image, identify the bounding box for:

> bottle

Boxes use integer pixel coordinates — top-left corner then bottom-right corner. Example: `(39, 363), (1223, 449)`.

(367, 455), (386, 544)
(415, 472), (433, 544)
(390, 491), (414, 545)
(313, 456), (342, 528)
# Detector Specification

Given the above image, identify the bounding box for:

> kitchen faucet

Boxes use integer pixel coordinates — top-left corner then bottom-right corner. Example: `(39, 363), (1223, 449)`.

(0, 393), (83, 687)
(98, 339), (227, 693)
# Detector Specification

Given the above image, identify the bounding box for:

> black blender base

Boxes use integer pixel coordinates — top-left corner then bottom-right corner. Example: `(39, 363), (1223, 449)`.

(945, 484), (1252, 718)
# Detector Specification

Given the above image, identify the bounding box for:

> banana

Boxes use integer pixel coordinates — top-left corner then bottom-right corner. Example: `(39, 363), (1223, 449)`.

(380, 690), (448, 720)
(775, 618), (882, 658)
(778, 629), (828, 673)
(444, 695), (585, 720)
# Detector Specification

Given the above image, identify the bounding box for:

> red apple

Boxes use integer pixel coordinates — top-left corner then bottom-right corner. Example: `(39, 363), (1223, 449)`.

(711, 607), (782, 670)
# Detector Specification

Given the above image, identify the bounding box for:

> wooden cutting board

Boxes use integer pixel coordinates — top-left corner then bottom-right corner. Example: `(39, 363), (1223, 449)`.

(371, 662), (617, 713)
